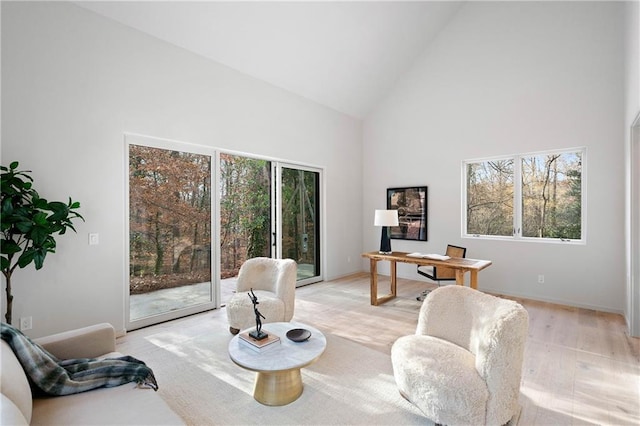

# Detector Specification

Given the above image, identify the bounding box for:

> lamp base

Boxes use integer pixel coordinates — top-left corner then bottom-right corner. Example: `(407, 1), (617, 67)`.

(379, 226), (392, 254)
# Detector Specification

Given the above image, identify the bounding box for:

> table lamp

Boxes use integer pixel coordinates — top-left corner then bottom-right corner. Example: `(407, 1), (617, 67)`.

(374, 209), (399, 254)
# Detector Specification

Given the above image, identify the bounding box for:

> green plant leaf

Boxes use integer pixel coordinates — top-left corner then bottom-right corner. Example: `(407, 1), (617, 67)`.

(30, 226), (50, 245)
(47, 202), (70, 221)
(33, 250), (47, 270)
(48, 201), (67, 210)
(2, 197), (13, 211)
(33, 197), (48, 210)
(33, 212), (49, 226)
(15, 220), (33, 233)
(17, 250), (35, 268)
(1, 240), (21, 255)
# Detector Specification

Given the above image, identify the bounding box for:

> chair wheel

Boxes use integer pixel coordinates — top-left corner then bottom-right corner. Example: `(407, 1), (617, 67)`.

(229, 327), (240, 335)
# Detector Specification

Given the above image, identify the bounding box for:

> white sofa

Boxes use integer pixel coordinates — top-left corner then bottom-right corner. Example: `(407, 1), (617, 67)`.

(1, 323), (184, 425)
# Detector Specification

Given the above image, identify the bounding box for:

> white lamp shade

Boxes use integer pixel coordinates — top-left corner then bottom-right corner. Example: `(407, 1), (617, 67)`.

(374, 209), (399, 227)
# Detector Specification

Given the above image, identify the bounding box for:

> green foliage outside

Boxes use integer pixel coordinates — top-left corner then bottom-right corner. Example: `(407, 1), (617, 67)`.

(281, 167), (318, 265)
(129, 146), (212, 294)
(219, 154), (271, 275)
(466, 159), (514, 236)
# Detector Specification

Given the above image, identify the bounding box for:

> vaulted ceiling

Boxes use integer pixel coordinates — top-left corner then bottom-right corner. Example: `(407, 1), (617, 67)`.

(76, 1), (464, 119)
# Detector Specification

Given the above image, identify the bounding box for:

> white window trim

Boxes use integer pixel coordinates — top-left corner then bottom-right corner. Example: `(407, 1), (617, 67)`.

(462, 147), (587, 245)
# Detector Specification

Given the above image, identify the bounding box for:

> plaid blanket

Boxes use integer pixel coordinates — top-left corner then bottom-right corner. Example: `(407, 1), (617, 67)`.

(1, 323), (158, 395)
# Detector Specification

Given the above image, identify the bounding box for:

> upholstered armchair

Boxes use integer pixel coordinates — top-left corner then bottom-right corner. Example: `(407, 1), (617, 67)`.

(226, 257), (297, 334)
(391, 285), (529, 426)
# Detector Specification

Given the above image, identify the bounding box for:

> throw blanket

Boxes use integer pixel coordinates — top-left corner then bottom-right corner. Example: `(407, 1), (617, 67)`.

(1, 323), (158, 395)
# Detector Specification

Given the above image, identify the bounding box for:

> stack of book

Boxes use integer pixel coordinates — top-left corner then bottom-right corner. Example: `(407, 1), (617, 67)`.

(238, 331), (281, 352)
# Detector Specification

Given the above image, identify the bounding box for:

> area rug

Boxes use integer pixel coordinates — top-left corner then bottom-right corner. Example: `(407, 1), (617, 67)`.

(132, 326), (428, 425)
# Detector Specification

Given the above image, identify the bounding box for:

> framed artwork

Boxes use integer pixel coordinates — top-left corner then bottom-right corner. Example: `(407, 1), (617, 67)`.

(386, 186), (428, 241)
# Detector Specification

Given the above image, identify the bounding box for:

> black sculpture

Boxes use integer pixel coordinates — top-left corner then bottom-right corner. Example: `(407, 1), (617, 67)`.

(248, 288), (268, 340)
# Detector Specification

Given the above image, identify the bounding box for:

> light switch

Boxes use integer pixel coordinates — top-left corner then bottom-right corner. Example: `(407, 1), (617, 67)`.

(89, 233), (99, 245)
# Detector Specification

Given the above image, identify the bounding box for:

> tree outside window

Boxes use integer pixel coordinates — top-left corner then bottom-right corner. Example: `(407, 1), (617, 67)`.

(466, 159), (514, 237)
(129, 145), (212, 296)
(464, 149), (584, 242)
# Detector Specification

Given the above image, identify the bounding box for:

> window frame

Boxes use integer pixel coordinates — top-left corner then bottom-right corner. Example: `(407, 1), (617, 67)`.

(462, 147), (587, 245)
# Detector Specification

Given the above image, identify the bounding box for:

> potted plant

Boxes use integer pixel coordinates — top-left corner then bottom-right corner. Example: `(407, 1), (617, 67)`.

(1, 161), (84, 324)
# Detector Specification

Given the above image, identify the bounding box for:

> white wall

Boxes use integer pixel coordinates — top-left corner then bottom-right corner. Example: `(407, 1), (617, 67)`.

(625, 0), (640, 335)
(1, 2), (363, 337)
(363, 1), (626, 313)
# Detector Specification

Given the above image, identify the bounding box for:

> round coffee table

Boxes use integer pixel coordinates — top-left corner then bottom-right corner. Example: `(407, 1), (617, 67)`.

(228, 321), (326, 406)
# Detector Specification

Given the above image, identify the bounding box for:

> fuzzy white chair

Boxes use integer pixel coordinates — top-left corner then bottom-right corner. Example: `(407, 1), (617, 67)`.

(226, 257), (297, 334)
(391, 285), (528, 426)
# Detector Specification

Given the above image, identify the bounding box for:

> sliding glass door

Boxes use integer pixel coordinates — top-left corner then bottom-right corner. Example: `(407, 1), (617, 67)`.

(127, 138), (323, 327)
(218, 157), (323, 301)
(127, 136), (215, 330)
(277, 164), (322, 286)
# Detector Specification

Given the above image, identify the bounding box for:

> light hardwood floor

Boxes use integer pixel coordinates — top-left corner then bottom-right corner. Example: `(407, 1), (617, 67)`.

(119, 273), (640, 425)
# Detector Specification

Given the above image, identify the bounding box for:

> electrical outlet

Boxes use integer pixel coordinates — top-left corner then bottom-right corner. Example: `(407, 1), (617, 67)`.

(89, 233), (99, 245)
(538, 274), (545, 284)
(20, 316), (32, 331)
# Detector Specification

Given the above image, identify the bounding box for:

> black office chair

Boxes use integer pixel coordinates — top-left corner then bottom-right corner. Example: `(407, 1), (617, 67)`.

(416, 244), (467, 301)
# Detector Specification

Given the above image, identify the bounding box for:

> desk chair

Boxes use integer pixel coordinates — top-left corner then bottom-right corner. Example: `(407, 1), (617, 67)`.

(416, 244), (466, 301)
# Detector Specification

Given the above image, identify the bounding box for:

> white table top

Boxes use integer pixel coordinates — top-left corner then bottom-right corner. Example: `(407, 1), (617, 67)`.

(228, 321), (326, 373)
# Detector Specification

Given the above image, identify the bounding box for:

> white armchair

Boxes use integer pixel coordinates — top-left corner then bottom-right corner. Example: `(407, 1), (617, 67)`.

(226, 257), (297, 334)
(391, 285), (528, 426)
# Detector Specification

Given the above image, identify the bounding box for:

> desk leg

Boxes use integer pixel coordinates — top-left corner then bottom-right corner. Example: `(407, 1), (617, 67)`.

(390, 261), (397, 299)
(455, 270), (465, 286)
(469, 270), (479, 289)
(369, 258), (397, 306)
(370, 259), (378, 305)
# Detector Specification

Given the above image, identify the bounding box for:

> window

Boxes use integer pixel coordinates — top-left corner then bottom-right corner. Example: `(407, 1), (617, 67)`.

(464, 148), (585, 243)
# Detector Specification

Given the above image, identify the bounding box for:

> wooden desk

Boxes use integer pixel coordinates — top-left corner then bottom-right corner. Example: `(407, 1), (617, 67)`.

(361, 251), (492, 306)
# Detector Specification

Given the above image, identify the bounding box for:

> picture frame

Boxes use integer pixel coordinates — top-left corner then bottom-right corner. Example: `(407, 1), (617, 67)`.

(386, 186), (428, 241)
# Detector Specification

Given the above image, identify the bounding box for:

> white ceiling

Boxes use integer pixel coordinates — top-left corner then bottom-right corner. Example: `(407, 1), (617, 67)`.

(76, 1), (464, 119)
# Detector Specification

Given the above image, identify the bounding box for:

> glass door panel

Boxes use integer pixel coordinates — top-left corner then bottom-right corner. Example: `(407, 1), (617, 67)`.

(279, 165), (322, 285)
(128, 142), (214, 329)
(219, 153), (272, 304)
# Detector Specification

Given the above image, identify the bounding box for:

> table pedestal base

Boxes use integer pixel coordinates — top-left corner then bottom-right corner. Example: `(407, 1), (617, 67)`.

(253, 368), (303, 406)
